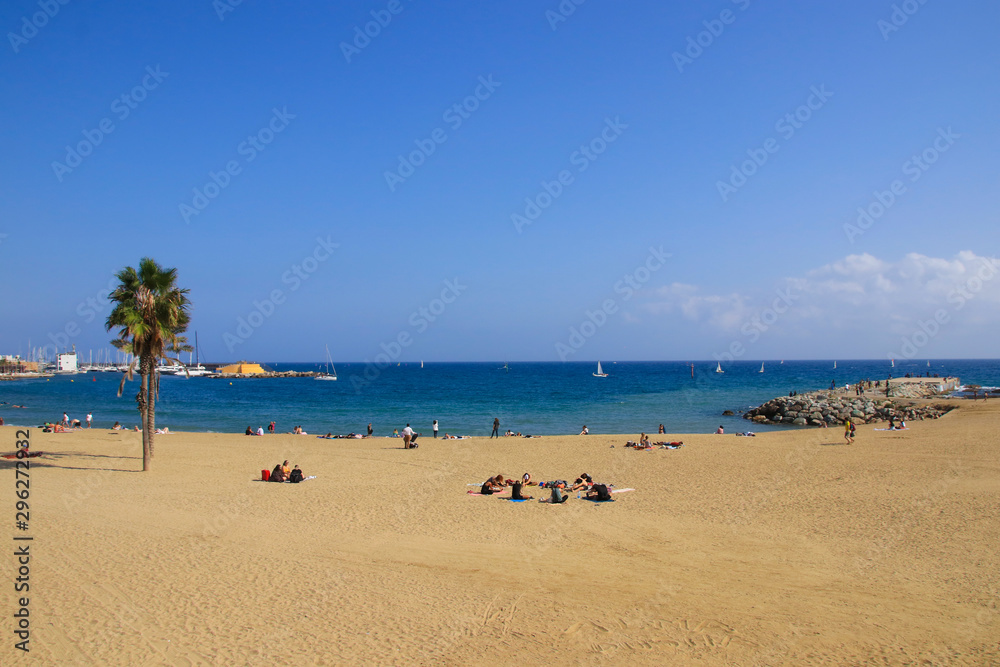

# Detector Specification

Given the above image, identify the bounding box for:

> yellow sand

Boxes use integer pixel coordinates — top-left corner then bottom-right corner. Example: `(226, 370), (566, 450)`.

(3, 400), (999, 665)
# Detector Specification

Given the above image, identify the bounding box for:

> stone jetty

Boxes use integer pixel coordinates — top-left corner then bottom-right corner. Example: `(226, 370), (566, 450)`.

(741, 377), (961, 426)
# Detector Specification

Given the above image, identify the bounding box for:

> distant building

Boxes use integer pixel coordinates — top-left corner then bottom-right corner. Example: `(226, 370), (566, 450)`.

(57, 352), (78, 373)
(217, 361), (266, 375)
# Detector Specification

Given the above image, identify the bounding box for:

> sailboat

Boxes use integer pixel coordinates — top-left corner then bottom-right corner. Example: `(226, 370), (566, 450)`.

(891, 359), (895, 368)
(833, 361), (837, 370)
(172, 332), (210, 376)
(420, 360), (424, 369)
(593, 361), (608, 377)
(927, 360), (930, 367)
(759, 362), (765, 373)
(715, 362), (724, 374)
(315, 345), (337, 380)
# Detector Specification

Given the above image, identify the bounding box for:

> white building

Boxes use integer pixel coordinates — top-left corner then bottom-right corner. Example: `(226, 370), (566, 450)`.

(56, 352), (78, 373)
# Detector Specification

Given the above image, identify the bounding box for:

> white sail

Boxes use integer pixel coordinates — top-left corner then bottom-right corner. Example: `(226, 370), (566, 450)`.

(759, 362), (764, 373)
(715, 362), (724, 373)
(594, 361), (608, 377)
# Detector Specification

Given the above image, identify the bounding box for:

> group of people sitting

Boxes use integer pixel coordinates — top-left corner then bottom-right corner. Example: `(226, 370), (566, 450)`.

(269, 460), (304, 483)
(479, 472), (613, 503)
(624, 434), (684, 450)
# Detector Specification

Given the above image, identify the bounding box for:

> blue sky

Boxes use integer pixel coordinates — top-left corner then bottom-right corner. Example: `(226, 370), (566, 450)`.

(1, 0), (998, 363)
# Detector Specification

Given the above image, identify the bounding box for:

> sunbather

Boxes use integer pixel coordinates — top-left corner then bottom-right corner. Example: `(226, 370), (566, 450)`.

(510, 481), (533, 500)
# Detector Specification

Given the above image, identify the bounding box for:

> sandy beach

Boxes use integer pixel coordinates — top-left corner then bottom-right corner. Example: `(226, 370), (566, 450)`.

(3, 398), (999, 665)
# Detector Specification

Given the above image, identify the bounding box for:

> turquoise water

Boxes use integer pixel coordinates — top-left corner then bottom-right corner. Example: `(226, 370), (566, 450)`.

(1, 360), (996, 436)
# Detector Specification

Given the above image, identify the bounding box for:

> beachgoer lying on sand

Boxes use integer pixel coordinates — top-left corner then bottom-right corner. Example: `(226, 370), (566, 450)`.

(570, 474), (592, 491)
(322, 432), (333, 439)
(510, 481), (533, 500)
(585, 483), (614, 502)
(112, 421), (121, 430)
(133, 426), (140, 432)
(156, 427), (171, 435)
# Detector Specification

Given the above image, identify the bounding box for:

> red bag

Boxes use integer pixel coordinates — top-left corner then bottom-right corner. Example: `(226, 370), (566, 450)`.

(261, 469), (270, 481)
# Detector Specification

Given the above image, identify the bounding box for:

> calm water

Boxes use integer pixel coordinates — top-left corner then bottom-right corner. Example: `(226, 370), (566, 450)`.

(1, 360), (996, 436)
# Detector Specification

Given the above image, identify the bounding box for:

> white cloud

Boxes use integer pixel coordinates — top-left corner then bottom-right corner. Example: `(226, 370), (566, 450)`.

(636, 251), (1000, 357)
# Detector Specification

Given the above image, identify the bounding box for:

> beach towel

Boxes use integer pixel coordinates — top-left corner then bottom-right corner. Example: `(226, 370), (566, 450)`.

(611, 488), (635, 493)
(467, 490), (507, 496)
(2, 451), (43, 460)
(504, 498), (528, 502)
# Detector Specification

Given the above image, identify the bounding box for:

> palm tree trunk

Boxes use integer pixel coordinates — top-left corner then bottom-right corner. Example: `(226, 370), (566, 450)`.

(137, 355), (152, 471)
(147, 367), (157, 459)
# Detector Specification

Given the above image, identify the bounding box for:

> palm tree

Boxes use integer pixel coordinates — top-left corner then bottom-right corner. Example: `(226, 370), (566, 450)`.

(106, 258), (191, 471)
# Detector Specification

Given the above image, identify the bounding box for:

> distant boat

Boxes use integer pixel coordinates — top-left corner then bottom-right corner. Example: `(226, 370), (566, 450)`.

(315, 345), (337, 381)
(593, 361), (608, 378)
(499, 362), (509, 373)
(172, 331), (210, 376)
(715, 362), (724, 374)
(891, 359), (895, 368)
(833, 361), (837, 370)
(927, 360), (930, 367)
(780, 360), (784, 364)
(421, 360), (424, 369)
(759, 362), (765, 373)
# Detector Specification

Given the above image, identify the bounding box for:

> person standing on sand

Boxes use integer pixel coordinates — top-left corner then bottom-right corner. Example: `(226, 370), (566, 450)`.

(844, 419), (855, 445)
(433, 420), (438, 438)
(491, 418), (499, 439)
(268, 421), (275, 433)
(86, 412), (92, 428)
(367, 422), (373, 436)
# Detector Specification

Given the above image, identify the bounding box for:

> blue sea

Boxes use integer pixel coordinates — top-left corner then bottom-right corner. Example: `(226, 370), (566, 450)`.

(1, 360), (997, 436)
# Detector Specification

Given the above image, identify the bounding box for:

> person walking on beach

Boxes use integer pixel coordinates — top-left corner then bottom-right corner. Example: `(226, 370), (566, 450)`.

(61, 412), (69, 426)
(268, 421), (275, 433)
(86, 412), (92, 428)
(367, 422), (373, 436)
(844, 419), (855, 445)
(491, 418), (500, 439)
(433, 420), (439, 438)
